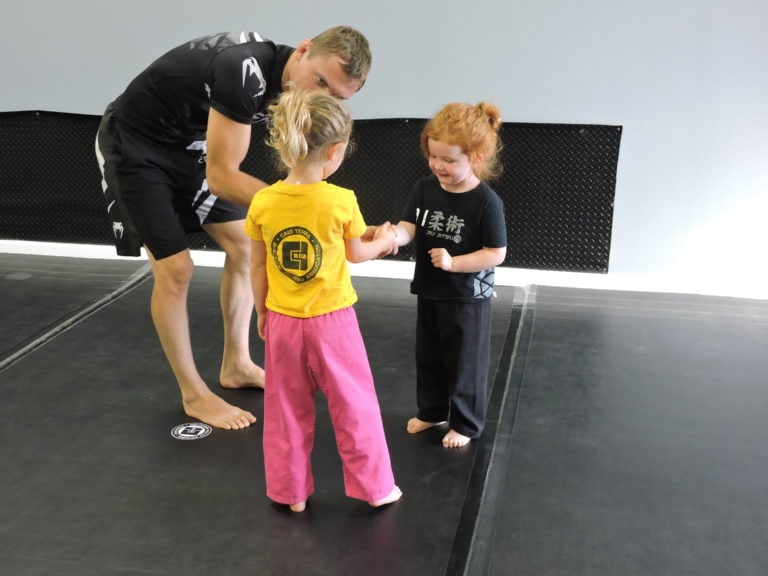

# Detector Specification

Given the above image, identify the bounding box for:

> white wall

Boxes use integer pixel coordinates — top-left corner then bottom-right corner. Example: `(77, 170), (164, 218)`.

(2, 0), (767, 299)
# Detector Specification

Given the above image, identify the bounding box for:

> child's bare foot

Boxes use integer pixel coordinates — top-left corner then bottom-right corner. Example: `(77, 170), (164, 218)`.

(442, 429), (471, 448)
(290, 501), (306, 513)
(220, 362), (265, 390)
(369, 485), (402, 508)
(183, 391), (256, 430)
(407, 417), (447, 434)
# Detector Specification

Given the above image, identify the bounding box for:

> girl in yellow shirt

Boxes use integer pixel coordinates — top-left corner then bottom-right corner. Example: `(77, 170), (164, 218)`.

(245, 89), (401, 512)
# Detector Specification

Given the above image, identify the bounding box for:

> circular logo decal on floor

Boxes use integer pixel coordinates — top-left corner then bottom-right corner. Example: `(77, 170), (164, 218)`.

(171, 423), (213, 440)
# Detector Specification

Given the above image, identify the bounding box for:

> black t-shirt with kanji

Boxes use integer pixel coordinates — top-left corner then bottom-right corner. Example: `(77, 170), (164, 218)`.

(110, 32), (293, 144)
(401, 176), (507, 300)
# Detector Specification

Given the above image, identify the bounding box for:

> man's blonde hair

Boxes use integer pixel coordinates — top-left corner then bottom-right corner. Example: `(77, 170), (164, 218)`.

(310, 26), (372, 86)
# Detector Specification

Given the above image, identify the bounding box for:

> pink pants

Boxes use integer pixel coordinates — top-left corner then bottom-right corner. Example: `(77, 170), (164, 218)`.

(263, 307), (395, 505)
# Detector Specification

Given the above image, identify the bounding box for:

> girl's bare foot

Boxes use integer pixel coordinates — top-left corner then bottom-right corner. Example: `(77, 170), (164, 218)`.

(406, 417), (447, 434)
(369, 485), (402, 508)
(220, 362), (265, 390)
(290, 501), (306, 513)
(442, 429), (471, 448)
(183, 391), (256, 430)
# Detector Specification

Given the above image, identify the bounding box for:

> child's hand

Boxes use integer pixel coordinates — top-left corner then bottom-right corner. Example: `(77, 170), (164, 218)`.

(428, 248), (452, 271)
(387, 223), (401, 256)
(256, 312), (267, 341)
(372, 221), (392, 240)
(360, 225), (376, 242)
(373, 222), (398, 257)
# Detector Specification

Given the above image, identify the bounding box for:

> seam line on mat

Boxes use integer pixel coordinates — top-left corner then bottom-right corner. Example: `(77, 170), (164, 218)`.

(0, 263), (152, 372)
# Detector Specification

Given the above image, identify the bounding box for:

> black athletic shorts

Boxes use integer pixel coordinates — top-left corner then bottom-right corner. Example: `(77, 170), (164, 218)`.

(95, 104), (248, 259)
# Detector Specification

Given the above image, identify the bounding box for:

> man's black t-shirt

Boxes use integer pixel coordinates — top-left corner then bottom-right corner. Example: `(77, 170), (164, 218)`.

(111, 32), (293, 145)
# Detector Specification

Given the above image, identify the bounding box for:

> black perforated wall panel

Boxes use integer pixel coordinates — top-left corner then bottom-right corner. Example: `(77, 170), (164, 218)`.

(0, 111), (621, 272)
(1, 112), (109, 245)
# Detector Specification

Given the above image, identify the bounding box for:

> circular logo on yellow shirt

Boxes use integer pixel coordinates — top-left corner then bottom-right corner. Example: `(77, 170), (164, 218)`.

(271, 226), (323, 283)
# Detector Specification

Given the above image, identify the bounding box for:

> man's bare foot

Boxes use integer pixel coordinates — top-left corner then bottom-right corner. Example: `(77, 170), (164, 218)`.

(220, 362), (265, 390)
(407, 417), (447, 434)
(290, 501), (307, 513)
(183, 391), (256, 430)
(442, 429), (471, 448)
(369, 485), (402, 508)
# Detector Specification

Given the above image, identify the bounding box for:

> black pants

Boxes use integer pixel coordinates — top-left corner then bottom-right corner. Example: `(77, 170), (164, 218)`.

(415, 296), (492, 438)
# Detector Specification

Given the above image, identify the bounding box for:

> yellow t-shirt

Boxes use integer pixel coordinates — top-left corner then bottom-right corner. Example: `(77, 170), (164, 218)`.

(244, 180), (368, 318)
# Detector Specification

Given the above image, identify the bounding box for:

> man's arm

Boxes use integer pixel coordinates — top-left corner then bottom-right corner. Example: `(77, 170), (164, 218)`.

(205, 108), (269, 207)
